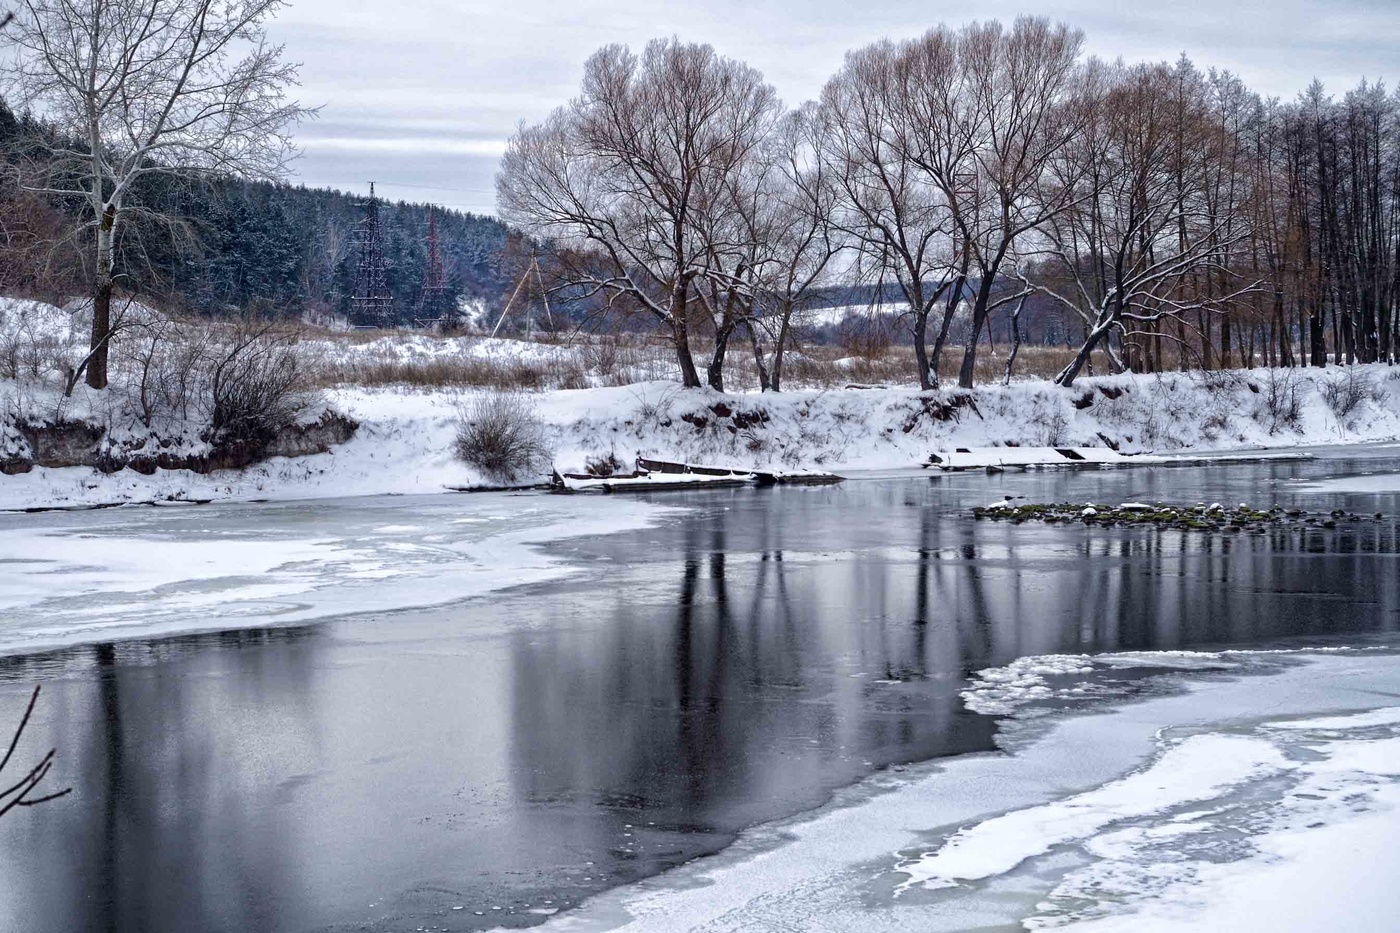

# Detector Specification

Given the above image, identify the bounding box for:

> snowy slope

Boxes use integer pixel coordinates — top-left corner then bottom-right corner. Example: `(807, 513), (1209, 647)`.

(6, 364), (1400, 510)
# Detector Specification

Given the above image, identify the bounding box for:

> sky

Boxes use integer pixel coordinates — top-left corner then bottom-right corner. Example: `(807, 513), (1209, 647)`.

(266, 0), (1400, 216)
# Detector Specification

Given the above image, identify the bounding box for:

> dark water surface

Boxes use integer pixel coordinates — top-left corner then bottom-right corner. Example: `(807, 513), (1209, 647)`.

(2, 453), (1399, 932)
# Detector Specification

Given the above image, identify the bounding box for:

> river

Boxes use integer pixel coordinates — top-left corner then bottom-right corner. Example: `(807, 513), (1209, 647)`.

(1, 447), (1398, 932)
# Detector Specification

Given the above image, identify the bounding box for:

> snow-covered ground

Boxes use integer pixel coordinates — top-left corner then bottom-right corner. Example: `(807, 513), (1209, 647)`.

(0, 491), (677, 656)
(7, 295), (1400, 509)
(7, 363), (1400, 510)
(526, 647), (1400, 933)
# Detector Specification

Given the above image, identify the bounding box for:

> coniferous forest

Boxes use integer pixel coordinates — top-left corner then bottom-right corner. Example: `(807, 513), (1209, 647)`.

(0, 94), (512, 324)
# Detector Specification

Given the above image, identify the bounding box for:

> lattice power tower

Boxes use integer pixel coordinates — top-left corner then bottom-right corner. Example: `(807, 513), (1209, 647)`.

(351, 182), (394, 327)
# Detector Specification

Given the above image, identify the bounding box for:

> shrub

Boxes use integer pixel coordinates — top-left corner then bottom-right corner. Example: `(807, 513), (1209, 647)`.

(1254, 368), (1303, 435)
(1319, 367), (1380, 424)
(454, 392), (549, 482)
(204, 324), (316, 460)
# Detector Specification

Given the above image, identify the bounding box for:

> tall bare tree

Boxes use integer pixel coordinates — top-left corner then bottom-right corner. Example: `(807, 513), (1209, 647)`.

(3, 0), (310, 389)
(497, 38), (781, 389)
(951, 18), (1089, 388)
(740, 106), (844, 391)
(1031, 63), (1263, 386)
(817, 36), (959, 390)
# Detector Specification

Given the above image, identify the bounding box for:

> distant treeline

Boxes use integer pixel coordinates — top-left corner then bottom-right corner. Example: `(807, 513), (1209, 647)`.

(0, 95), (513, 323)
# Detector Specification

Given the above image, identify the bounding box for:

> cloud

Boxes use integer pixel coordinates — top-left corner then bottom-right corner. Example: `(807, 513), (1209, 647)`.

(270, 0), (1398, 215)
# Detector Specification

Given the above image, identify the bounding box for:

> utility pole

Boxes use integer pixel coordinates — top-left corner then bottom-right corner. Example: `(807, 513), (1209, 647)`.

(491, 250), (553, 339)
(351, 182), (394, 327)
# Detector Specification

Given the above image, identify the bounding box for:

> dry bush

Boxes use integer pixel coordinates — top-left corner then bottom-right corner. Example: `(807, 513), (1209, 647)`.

(0, 301), (80, 383)
(1254, 367), (1304, 435)
(454, 392), (550, 483)
(1319, 367), (1381, 424)
(204, 324), (315, 458)
(115, 318), (316, 456)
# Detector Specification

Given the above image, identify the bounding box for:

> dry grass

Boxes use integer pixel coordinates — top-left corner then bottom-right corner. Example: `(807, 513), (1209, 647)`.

(295, 326), (1118, 395)
(309, 354), (587, 391)
(718, 342), (1110, 391)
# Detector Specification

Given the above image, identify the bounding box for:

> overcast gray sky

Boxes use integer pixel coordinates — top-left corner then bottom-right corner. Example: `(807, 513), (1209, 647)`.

(267, 0), (1399, 216)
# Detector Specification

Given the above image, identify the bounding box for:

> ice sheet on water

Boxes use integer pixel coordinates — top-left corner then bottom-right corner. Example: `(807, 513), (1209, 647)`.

(0, 493), (679, 656)
(894, 733), (1290, 892)
(528, 651), (1400, 933)
(1021, 717), (1400, 931)
(961, 650), (1242, 716)
(1261, 706), (1400, 732)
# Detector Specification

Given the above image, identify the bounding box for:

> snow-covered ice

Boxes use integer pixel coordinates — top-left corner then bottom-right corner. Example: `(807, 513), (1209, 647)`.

(894, 733), (1290, 892)
(0, 492), (678, 655)
(523, 648), (1400, 933)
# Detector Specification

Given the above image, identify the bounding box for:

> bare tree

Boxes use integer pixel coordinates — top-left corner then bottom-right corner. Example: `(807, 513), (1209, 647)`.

(818, 19), (1088, 390)
(2, 0), (311, 389)
(1, 685), (71, 820)
(732, 106), (844, 391)
(497, 38), (781, 389)
(816, 37), (958, 390)
(1030, 63), (1263, 386)
(951, 18), (1090, 388)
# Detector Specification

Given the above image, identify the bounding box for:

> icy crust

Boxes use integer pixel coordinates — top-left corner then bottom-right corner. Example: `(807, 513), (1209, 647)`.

(525, 650), (1400, 933)
(895, 733), (1291, 893)
(999, 713), (1400, 931)
(899, 707), (1400, 931)
(962, 651), (1243, 716)
(0, 494), (680, 656)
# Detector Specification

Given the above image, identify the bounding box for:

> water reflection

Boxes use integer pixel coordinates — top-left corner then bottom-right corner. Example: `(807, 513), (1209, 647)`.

(0, 465), (1398, 932)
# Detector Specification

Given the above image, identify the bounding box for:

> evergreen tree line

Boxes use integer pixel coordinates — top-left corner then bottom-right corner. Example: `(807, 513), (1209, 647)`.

(0, 94), (513, 325)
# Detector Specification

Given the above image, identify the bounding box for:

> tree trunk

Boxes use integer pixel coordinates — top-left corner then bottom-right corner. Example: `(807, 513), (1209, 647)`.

(912, 309), (933, 390)
(1002, 294), (1026, 386)
(671, 282), (702, 388)
(745, 320), (770, 392)
(1056, 321), (1110, 387)
(770, 302), (793, 393)
(707, 323), (734, 391)
(86, 279), (113, 390)
(956, 263), (1002, 389)
(672, 320), (701, 388)
(1309, 302), (1327, 366)
(927, 271), (965, 388)
(86, 206), (116, 390)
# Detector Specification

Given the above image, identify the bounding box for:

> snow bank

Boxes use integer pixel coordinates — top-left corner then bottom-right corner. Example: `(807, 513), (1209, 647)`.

(8, 296), (1400, 509)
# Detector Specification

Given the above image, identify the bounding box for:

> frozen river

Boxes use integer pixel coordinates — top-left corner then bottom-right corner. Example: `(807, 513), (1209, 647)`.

(1, 447), (1399, 931)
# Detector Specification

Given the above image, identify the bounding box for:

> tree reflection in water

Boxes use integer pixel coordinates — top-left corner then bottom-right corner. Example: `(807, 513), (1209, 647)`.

(0, 470), (1395, 932)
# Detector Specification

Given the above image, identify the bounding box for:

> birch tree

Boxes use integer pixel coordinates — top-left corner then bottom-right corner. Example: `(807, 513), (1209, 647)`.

(3, 0), (310, 389)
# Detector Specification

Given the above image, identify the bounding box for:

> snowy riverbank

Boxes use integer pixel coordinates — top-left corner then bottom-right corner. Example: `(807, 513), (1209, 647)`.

(7, 361), (1400, 510)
